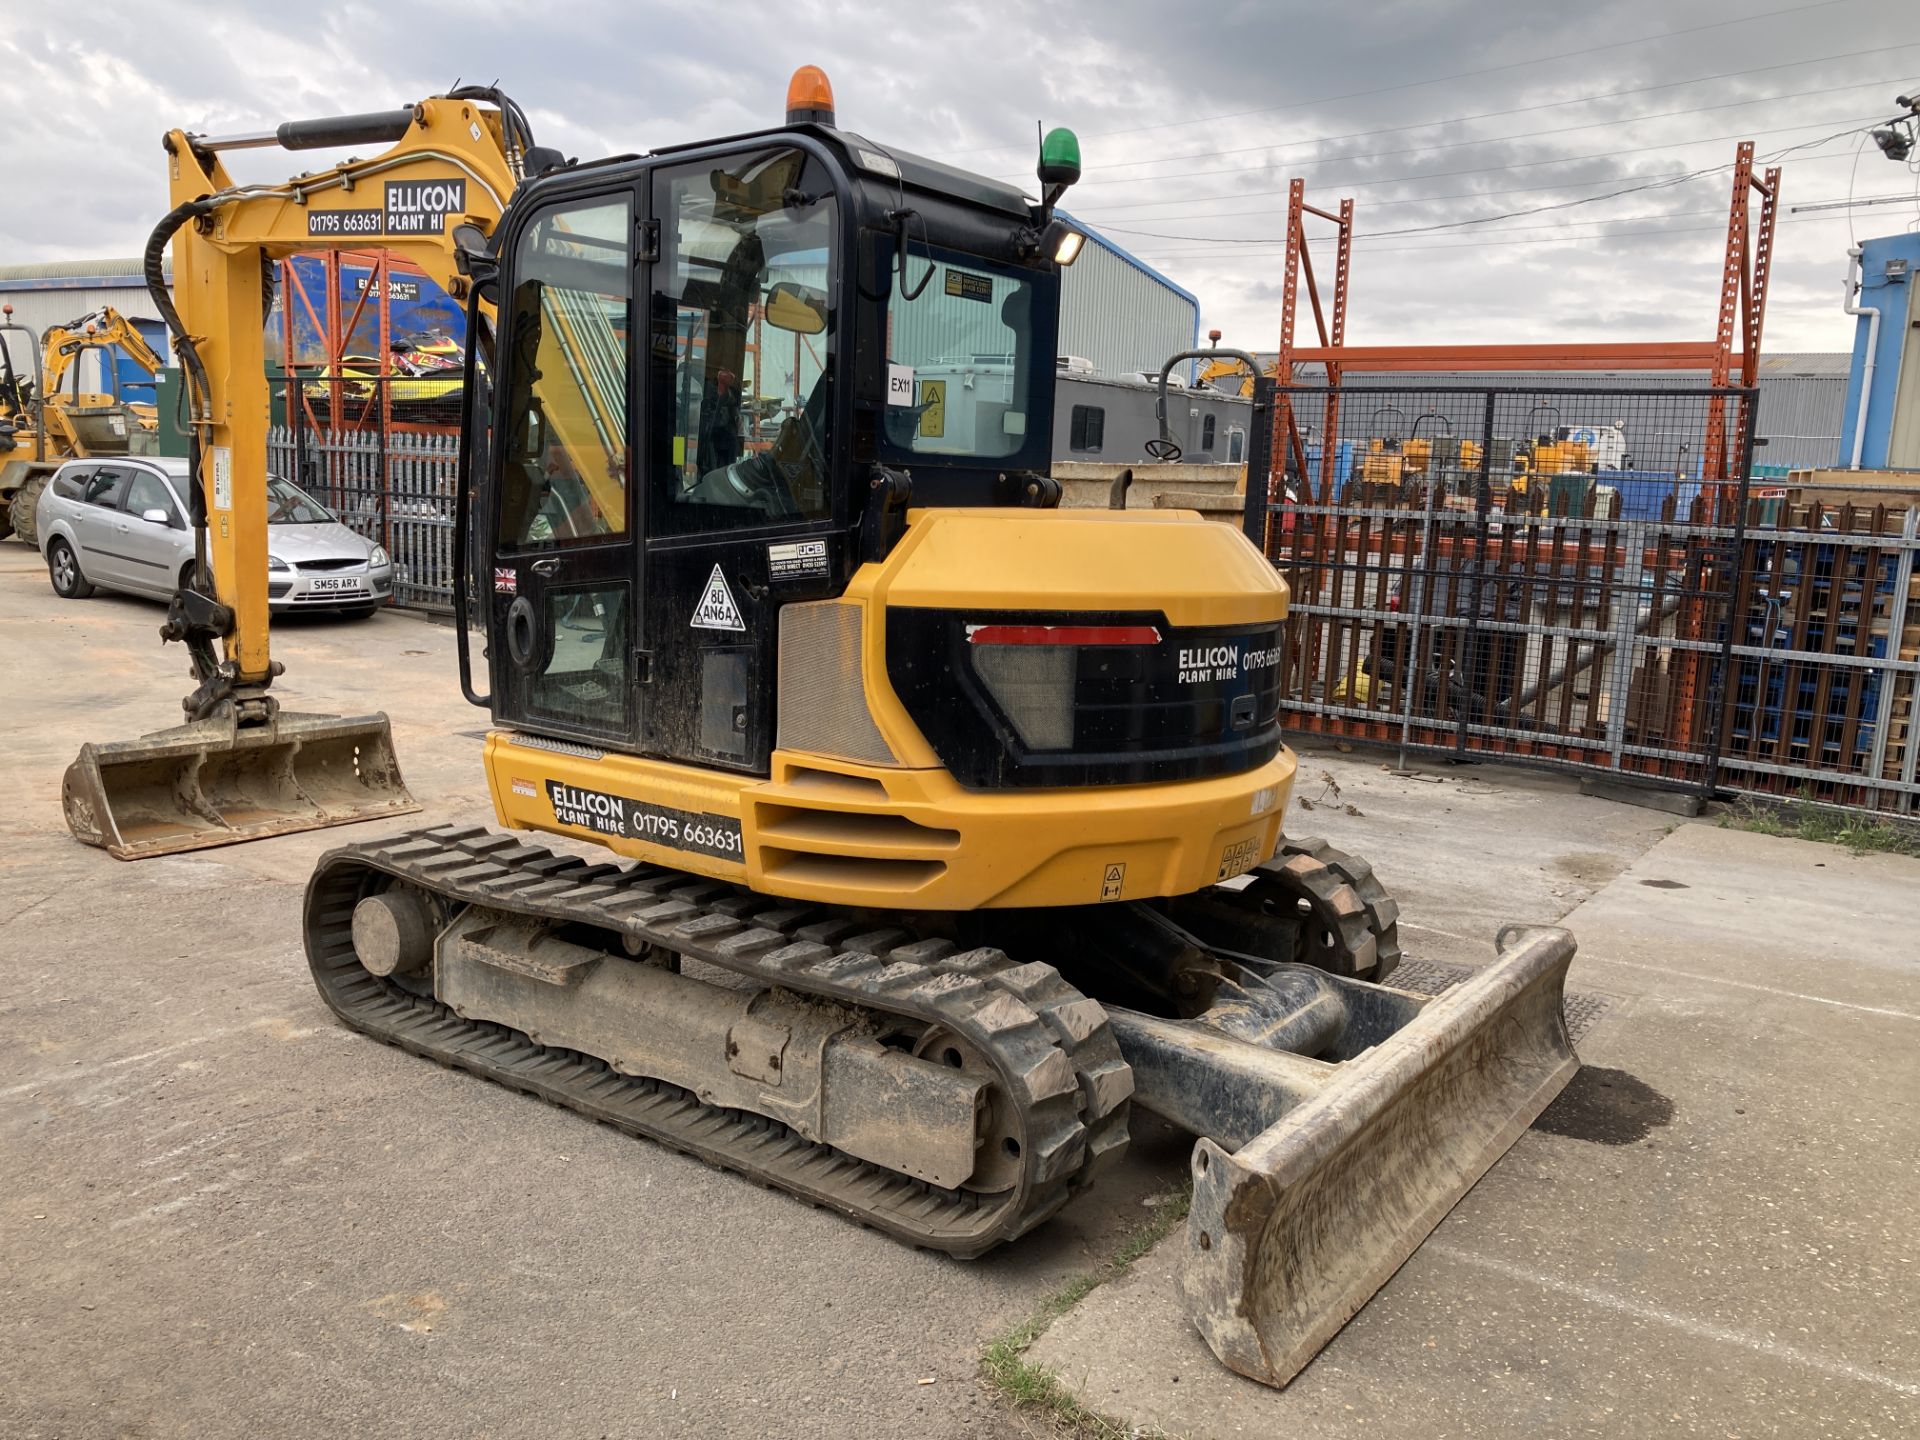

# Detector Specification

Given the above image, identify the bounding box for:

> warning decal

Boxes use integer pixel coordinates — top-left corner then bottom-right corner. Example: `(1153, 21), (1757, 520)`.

(917, 379), (946, 438)
(1100, 863), (1126, 902)
(691, 564), (746, 631)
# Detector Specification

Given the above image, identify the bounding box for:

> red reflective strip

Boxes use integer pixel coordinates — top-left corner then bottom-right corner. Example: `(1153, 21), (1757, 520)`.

(966, 624), (1161, 646)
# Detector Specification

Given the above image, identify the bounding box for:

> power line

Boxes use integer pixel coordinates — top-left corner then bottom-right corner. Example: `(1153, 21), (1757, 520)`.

(1055, 113), (1884, 213)
(1059, 76), (1913, 190)
(935, 0), (1853, 157)
(990, 43), (1918, 180)
(1071, 150), (1871, 221)
(1084, 129), (1863, 247)
(1791, 192), (1920, 212)
(1125, 201), (1841, 258)
(1122, 211), (1841, 262)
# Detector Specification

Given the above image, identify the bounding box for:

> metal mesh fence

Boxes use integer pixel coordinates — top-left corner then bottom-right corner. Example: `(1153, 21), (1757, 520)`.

(267, 424), (459, 613)
(1715, 492), (1920, 814)
(1270, 382), (1920, 815)
(1271, 384), (1759, 798)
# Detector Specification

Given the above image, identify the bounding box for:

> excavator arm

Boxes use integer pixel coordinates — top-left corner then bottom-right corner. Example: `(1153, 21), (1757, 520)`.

(152, 94), (524, 698)
(62, 92), (533, 858)
(41, 305), (166, 398)
(1196, 354), (1272, 399)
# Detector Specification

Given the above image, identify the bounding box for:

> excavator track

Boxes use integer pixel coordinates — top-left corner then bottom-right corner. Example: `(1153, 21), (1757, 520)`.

(1166, 835), (1403, 983)
(1273, 836), (1404, 980)
(304, 824), (1132, 1257)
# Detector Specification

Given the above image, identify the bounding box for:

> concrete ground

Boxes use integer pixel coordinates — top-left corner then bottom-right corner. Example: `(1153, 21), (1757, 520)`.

(1, 541), (1914, 1438)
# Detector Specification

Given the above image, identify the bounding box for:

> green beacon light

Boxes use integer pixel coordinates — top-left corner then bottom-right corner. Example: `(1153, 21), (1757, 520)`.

(1035, 126), (1085, 264)
(1038, 127), (1082, 188)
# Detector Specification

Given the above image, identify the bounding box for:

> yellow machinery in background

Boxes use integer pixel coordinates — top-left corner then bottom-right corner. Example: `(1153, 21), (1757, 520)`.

(62, 73), (1578, 1391)
(5, 306), (166, 547)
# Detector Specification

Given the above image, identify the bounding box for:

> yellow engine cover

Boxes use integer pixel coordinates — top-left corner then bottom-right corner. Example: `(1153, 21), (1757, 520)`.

(485, 507), (1297, 911)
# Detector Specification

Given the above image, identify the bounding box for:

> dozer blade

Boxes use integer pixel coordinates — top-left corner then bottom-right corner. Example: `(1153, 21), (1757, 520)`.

(1176, 924), (1578, 1388)
(62, 711), (420, 860)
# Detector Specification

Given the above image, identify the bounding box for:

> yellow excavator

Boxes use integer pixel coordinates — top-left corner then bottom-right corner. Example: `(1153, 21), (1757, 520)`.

(60, 72), (1578, 1390)
(2, 304), (165, 545)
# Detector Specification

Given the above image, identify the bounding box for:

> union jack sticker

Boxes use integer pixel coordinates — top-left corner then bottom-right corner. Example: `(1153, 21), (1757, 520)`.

(493, 566), (517, 594)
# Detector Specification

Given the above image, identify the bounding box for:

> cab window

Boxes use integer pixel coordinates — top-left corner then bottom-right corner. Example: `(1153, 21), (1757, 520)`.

(497, 194), (633, 552)
(651, 149), (836, 534)
(882, 246), (1043, 464)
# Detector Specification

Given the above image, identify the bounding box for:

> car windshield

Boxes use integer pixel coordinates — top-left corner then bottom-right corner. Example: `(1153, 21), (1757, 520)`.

(266, 476), (334, 524)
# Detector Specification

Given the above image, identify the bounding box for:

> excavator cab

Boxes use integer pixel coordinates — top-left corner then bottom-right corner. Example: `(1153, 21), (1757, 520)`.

(462, 86), (1080, 778)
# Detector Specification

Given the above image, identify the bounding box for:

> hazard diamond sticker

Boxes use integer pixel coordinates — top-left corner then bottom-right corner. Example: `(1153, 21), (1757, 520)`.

(691, 563), (746, 631)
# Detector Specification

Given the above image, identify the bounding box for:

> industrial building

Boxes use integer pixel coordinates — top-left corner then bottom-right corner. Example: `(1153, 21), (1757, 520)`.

(1840, 231), (1920, 470)
(0, 258), (170, 400)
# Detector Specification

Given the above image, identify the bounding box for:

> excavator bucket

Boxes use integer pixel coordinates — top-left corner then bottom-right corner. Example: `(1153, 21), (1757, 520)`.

(62, 711), (419, 860)
(1111, 924), (1578, 1388)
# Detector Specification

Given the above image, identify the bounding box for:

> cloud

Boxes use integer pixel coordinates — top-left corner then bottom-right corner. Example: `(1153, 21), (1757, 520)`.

(2, 0), (1912, 352)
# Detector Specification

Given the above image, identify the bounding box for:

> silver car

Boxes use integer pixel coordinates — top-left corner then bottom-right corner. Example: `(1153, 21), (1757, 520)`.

(35, 456), (394, 617)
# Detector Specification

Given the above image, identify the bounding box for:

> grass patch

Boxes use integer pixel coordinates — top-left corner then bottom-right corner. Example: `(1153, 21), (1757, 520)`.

(1721, 795), (1920, 857)
(980, 1186), (1192, 1438)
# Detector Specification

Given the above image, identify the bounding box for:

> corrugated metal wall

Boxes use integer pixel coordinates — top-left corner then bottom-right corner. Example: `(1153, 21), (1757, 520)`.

(0, 264), (171, 400)
(0, 283), (160, 363)
(1058, 238), (1197, 377)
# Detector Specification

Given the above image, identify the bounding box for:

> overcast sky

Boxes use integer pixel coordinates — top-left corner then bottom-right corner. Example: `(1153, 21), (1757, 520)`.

(4, 0), (1916, 354)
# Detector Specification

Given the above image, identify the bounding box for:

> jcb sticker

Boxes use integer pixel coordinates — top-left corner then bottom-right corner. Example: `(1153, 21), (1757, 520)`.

(1100, 862), (1126, 902)
(768, 539), (828, 581)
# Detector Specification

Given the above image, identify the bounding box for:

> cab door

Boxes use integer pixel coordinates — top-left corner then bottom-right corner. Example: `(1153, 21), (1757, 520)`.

(642, 148), (847, 774)
(486, 185), (644, 748)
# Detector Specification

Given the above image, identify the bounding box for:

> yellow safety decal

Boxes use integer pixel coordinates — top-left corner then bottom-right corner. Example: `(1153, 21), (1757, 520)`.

(918, 379), (946, 438)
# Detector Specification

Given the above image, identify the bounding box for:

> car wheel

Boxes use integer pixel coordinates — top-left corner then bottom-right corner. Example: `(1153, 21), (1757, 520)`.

(49, 538), (95, 599)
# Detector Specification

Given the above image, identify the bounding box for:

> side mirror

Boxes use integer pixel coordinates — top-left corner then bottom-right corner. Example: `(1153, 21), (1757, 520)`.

(140, 508), (172, 525)
(764, 281), (827, 335)
(452, 223), (499, 290)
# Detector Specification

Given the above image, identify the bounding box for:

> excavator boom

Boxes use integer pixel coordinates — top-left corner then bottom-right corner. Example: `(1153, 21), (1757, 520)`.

(61, 93), (532, 856)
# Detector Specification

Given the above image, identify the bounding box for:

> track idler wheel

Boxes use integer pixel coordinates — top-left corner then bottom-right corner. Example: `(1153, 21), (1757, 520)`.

(1261, 838), (1403, 981)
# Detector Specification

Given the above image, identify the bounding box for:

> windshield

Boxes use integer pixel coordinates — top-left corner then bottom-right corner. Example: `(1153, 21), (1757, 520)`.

(266, 475), (335, 524)
(882, 246), (1041, 462)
